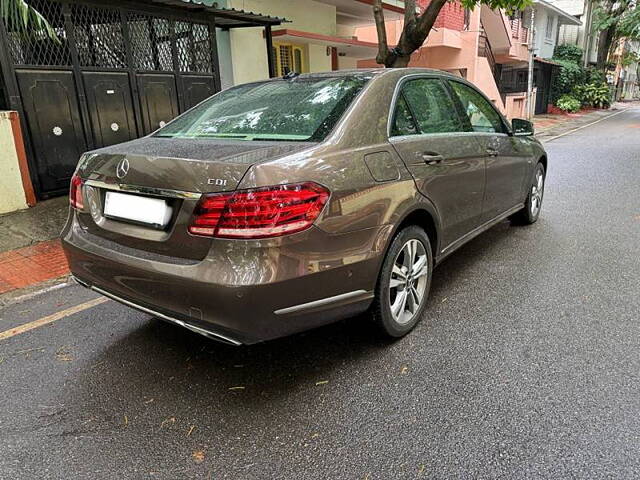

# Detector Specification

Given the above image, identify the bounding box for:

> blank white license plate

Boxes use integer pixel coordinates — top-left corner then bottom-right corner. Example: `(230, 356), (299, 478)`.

(104, 191), (172, 227)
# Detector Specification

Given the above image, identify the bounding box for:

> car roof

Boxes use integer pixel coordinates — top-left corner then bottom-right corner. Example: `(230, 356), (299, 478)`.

(261, 68), (461, 81)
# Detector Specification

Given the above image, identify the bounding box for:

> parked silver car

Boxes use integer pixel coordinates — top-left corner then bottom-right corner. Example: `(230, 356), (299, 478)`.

(62, 68), (547, 345)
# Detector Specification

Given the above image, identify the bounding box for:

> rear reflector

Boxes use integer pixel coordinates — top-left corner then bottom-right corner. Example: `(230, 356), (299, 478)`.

(70, 174), (84, 210)
(189, 182), (330, 239)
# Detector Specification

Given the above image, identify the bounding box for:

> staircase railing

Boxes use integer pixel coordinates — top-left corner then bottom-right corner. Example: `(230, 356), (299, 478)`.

(478, 30), (500, 87)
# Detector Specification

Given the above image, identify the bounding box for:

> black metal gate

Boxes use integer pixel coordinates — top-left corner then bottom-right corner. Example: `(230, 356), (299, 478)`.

(0, 0), (224, 198)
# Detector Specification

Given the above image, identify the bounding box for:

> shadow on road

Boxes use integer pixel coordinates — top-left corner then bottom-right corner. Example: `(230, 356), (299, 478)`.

(70, 220), (525, 406)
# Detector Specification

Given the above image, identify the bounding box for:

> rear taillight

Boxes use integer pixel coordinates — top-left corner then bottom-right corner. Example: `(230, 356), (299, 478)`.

(189, 182), (330, 239)
(70, 174), (84, 210)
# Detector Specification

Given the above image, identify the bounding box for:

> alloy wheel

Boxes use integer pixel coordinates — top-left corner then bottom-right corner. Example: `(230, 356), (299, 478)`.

(389, 239), (429, 325)
(530, 169), (544, 216)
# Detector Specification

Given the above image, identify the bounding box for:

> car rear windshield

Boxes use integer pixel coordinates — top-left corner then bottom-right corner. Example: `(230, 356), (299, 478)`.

(153, 76), (371, 142)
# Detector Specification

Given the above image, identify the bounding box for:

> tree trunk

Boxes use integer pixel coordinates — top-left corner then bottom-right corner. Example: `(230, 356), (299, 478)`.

(390, 55), (411, 67)
(372, 0), (446, 68)
(596, 26), (614, 70)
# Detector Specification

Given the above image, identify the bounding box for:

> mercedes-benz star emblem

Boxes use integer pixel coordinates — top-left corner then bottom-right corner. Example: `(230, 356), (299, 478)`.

(116, 158), (129, 180)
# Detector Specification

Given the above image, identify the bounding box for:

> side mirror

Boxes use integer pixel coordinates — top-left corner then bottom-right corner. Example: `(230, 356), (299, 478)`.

(512, 118), (534, 136)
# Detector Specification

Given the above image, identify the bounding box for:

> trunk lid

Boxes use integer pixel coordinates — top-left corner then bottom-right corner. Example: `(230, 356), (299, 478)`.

(80, 137), (314, 193)
(76, 137), (314, 260)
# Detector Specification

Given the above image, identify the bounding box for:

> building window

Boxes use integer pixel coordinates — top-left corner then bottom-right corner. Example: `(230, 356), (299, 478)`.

(273, 42), (307, 76)
(545, 15), (554, 40)
(463, 9), (471, 31)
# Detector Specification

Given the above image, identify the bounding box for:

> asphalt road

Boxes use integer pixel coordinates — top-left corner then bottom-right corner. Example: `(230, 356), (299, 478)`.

(1, 107), (639, 479)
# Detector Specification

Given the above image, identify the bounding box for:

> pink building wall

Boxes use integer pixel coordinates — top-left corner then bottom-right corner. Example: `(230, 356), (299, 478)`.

(355, 2), (530, 119)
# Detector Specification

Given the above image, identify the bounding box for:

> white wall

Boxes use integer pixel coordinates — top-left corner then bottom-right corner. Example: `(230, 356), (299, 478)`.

(337, 56), (359, 70)
(308, 44), (332, 72)
(0, 112), (28, 215)
(533, 7), (558, 59)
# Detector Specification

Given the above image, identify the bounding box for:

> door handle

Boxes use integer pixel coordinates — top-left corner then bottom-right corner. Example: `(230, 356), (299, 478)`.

(486, 148), (499, 157)
(421, 153), (444, 165)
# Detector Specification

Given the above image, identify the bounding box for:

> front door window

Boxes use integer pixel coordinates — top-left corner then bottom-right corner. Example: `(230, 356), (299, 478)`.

(392, 78), (464, 135)
(448, 81), (505, 133)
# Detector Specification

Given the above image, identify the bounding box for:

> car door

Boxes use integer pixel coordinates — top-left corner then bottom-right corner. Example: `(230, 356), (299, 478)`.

(389, 76), (487, 249)
(447, 80), (529, 222)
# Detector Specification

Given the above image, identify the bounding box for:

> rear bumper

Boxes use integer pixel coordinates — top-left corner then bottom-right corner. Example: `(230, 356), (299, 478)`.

(61, 213), (385, 344)
(71, 275), (243, 345)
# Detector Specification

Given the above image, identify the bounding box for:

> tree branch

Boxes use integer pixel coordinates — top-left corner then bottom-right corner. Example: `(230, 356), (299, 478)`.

(404, 0), (418, 37)
(413, 0), (448, 45)
(373, 0), (390, 65)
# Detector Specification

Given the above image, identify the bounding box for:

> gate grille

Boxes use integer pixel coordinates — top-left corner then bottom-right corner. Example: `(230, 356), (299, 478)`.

(175, 22), (213, 73)
(3, 1), (216, 74)
(6, 0), (71, 66)
(128, 13), (173, 71)
(71, 4), (126, 68)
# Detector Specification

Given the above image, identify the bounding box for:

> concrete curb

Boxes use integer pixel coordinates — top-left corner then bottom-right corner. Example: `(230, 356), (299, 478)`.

(0, 275), (71, 308)
(536, 106), (630, 143)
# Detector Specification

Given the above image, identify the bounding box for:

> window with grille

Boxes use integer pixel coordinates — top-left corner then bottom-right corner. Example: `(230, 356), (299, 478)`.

(273, 43), (306, 76)
(5, 0), (71, 66)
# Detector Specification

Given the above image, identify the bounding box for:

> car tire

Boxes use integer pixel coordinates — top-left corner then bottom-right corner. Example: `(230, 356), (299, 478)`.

(372, 226), (433, 338)
(511, 162), (545, 225)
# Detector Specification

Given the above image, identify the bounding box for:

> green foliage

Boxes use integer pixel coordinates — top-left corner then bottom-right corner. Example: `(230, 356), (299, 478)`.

(0, 0), (59, 41)
(553, 45), (584, 64)
(585, 67), (607, 84)
(573, 83), (612, 108)
(621, 51), (640, 67)
(556, 95), (581, 112)
(593, 3), (620, 32)
(614, 3), (640, 39)
(550, 59), (586, 103)
(459, 0), (532, 15)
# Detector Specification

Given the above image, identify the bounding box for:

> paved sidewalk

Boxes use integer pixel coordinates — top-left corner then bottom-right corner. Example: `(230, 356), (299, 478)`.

(534, 103), (631, 142)
(0, 239), (68, 295)
(0, 197), (69, 300)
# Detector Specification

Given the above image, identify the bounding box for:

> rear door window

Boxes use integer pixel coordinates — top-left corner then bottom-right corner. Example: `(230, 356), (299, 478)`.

(391, 95), (419, 136)
(391, 78), (464, 136)
(448, 81), (506, 133)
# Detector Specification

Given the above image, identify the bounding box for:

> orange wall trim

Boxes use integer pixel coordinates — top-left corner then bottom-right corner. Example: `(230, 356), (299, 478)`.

(8, 111), (36, 207)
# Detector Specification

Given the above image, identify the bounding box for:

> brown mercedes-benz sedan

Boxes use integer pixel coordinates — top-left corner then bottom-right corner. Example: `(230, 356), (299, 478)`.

(62, 68), (547, 345)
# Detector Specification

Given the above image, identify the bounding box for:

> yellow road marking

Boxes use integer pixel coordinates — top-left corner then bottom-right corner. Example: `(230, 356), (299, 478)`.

(0, 297), (109, 341)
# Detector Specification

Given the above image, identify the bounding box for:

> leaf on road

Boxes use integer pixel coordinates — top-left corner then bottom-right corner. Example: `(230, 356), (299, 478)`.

(160, 417), (176, 428)
(315, 380), (329, 386)
(192, 450), (205, 464)
(187, 425), (195, 437)
(400, 366), (409, 375)
(228, 386), (245, 391)
(55, 346), (73, 362)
